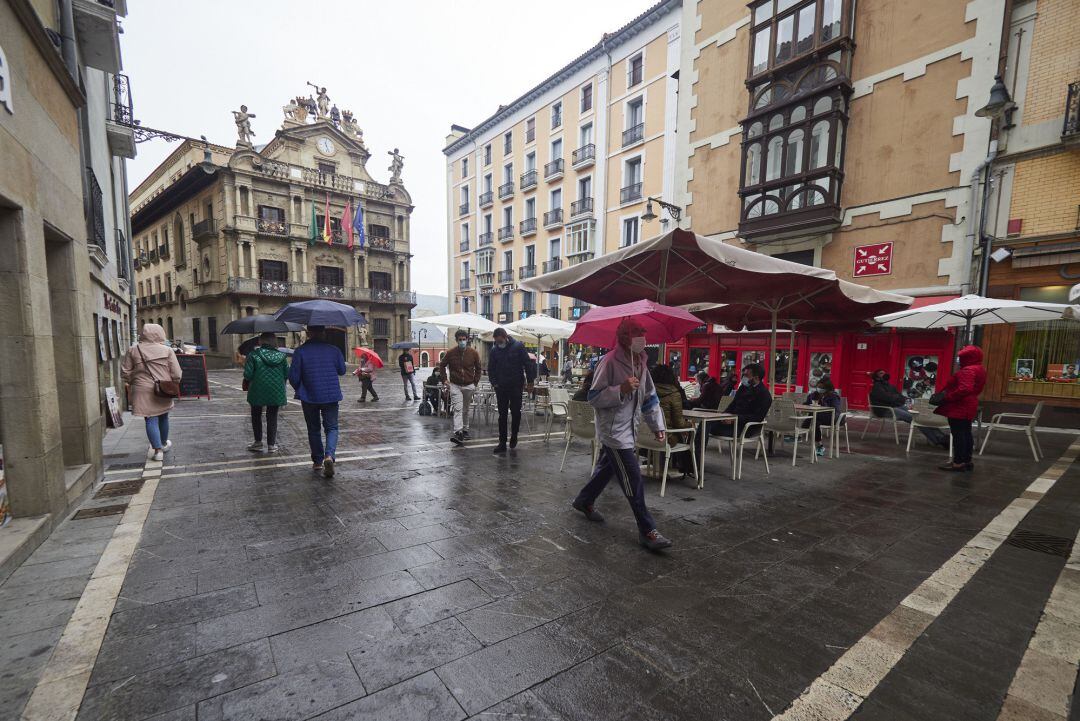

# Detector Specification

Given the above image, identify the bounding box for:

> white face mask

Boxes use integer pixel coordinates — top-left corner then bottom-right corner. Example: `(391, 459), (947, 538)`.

(495, 341), (506, 349)
(630, 336), (647, 354)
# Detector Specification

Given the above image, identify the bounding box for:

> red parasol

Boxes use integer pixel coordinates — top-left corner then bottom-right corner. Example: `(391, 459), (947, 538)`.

(352, 347), (384, 368)
(568, 300), (704, 349)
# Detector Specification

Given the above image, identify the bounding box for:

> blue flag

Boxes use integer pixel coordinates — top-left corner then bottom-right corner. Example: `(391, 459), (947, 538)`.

(353, 203), (366, 249)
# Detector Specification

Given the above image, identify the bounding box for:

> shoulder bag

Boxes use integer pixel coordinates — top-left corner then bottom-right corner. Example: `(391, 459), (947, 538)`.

(138, 346), (181, 399)
(928, 391), (946, 406)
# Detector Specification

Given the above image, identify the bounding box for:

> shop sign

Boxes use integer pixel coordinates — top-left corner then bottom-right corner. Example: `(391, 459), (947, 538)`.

(103, 292), (123, 314)
(854, 242), (892, 277)
(0, 44), (12, 115)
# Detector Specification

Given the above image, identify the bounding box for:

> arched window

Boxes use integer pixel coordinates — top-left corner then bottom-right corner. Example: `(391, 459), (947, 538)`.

(748, 121), (764, 139)
(173, 215), (185, 266)
(420, 352), (430, 367)
(768, 114), (784, 131)
(790, 105), (806, 123)
(813, 96), (832, 115)
(745, 143), (762, 185)
(809, 121), (830, 169)
(784, 129), (804, 177)
(766, 137), (784, 181)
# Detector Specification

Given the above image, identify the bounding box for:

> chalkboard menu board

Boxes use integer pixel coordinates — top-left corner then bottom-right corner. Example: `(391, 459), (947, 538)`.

(177, 354), (210, 399)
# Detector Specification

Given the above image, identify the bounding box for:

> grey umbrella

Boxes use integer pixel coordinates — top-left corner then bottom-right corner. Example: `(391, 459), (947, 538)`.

(221, 315), (305, 334)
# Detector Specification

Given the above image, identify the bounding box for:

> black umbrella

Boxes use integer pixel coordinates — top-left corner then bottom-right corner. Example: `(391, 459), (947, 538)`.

(273, 299), (366, 327)
(222, 315), (305, 335)
(238, 336), (295, 356)
(391, 341), (419, 350)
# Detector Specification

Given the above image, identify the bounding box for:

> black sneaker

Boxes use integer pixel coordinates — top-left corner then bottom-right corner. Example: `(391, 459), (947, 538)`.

(639, 530), (673, 551)
(571, 499), (604, 522)
(461, 430), (472, 441)
(509, 436), (518, 449)
(450, 431), (464, 446)
(492, 444), (507, 455)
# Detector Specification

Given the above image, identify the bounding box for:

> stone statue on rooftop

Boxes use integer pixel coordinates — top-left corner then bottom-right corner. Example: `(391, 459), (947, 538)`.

(307, 82), (330, 118)
(341, 110), (365, 146)
(388, 148), (404, 183)
(232, 105), (256, 146)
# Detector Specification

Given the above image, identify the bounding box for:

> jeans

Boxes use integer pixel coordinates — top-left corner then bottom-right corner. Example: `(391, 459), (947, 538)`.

(575, 446), (656, 535)
(360, 377), (379, 401)
(251, 405), (280, 445)
(495, 385), (523, 444)
(449, 383), (475, 433)
(948, 417), (974, 464)
(893, 407), (948, 445)
(402, 373), (418, 399)
(301, 401), (339, 463)
(144, 413), (169, 449)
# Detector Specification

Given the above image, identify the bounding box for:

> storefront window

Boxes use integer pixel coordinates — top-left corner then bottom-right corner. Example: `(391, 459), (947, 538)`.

(1007, 287), (1080, 399)
(773, 349), (799, 384)
(741, 350), (765, 373)
(903, 354), (939, 400)
(668, 350), (682, 379)
(808, 352), (833, 387)
(688, 349), (711, 376)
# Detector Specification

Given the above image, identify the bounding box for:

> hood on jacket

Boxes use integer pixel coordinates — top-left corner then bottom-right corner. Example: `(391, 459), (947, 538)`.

(654, 382), (682, 398)
(140, 323), (167, 344)
(253, 345), (288, 367)
(957, 345), (984, 367)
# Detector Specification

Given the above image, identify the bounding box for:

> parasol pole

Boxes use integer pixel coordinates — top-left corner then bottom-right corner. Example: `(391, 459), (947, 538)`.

(786, 321), (796, 390)
(769, 307), (779, 393)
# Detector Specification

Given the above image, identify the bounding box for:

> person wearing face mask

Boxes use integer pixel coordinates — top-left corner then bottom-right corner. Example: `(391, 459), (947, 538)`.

(570, 318), (672, 551)
(711, 363), (771, 440)
(439, 329), (482, 445)
(869, 369), (948, 447)
(487, 327), (536, 454)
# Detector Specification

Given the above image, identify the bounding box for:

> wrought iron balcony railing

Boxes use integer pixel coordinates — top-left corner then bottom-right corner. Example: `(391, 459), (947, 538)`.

(544, 159), (564, 179)
(572, 143), (595, 167)
(498, 182), (515, 199)
(192, 218), (216, 240)
(570, 197), (594, 217)
(520, 218), (537, 236)
(520, 170), (538, 190)
(622, 123), (644, 147)
(111, 73), (133, 126)
(459, 202), (469, 216)
(543, 208), (563, 228)
(498, 225), (514, 242)
(86, 167), (106, 251)
(519, 265), (537, 280)
(479, 191), (494, 207)
(545, 307), (561, 319)
(542, 258), (562, 273)
(459, 278), (471, 291)
(620, 182), (643, 204)
(477, 232), (494, 248)
(497, 269), (515, 283)
(256, 218), (289, 235)
(459, 239), (470, 253)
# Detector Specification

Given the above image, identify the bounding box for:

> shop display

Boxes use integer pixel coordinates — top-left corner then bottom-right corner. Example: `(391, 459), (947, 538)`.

(809, 352), (833, 386)
(903, 355), (938, 400)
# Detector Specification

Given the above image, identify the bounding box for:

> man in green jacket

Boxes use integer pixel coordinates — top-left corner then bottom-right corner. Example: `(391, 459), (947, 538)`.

(244, 332), (289, 452)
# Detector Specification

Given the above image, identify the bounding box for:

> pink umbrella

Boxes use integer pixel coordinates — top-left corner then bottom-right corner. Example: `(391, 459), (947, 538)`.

(568, 300), (704, 349)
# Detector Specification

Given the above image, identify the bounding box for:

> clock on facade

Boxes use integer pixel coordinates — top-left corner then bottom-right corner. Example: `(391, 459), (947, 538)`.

(316, 137), (336, 155)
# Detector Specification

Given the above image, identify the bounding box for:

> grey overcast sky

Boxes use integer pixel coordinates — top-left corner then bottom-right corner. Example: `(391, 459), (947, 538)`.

(121, 0), (648, 297)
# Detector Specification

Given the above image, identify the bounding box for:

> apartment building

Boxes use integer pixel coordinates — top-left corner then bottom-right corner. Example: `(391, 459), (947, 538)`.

(444, 0), (681, 325)
(130, 92), (416, 366)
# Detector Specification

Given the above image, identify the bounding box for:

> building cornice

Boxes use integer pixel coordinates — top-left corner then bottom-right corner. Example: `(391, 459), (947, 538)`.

(442, 0), (680, 156)
(9, 0), (85, 107)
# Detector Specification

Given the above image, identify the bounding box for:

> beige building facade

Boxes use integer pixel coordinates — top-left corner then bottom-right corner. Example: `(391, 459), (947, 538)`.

(444, 0), (682, 324)
(130, 93), (416, 367)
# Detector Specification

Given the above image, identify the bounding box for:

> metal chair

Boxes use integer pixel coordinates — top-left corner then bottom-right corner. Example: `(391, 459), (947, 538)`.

(544, 388), (571, 442)
(906, 399), (952, 456)
(822, 400), (851, 456)
(636, 420), (698, 497)
(714, 420), (769, 480)
(560, 400), (598, 472)
(979, 401), (1044, 461)
(765, 399), (812, 466)
(861, 395), (901, 444)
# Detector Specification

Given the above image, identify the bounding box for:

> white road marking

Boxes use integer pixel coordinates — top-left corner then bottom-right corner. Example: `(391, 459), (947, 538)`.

(20, 459), (164, 720)
(772, 436), (1080, 720)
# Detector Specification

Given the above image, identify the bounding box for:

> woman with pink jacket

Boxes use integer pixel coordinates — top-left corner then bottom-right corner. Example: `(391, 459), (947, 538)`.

(121, 324), (182, 461)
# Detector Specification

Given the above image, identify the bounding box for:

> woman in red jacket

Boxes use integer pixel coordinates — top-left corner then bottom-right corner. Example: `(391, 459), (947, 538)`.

(934, 345), (987, 472)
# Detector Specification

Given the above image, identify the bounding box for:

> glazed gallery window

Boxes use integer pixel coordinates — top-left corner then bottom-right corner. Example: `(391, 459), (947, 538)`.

(750, 0), (846, 77)
(476, 250), (494, 275)
(315, 266), (344, 287)
(259, 260), (287, 281)
(565, 221), (594, 256)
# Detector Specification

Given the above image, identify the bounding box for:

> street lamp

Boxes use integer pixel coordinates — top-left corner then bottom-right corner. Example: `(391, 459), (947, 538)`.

(641, 197), (683, 224)
(975, 74), (1016, 127)
(414, 327), (428, 345)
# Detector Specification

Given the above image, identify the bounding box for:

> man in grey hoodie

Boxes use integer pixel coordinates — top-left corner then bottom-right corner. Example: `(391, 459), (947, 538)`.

(570, 318), (672, 551)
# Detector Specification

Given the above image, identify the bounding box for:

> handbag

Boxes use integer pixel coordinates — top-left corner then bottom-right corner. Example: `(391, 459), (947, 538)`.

(404, 360), (415, 374)
(137, 346), (180, 399)
(928, 391), (946, 406)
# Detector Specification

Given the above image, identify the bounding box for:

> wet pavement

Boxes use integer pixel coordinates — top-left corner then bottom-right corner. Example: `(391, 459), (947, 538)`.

(3, 368), (1080, 720)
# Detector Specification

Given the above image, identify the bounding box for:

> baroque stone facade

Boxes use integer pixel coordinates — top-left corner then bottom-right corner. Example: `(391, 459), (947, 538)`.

(129, 92), (416, 366)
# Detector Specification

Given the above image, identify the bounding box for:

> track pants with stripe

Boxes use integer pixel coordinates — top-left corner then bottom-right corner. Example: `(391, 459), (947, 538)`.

(575, 446), (656, 536)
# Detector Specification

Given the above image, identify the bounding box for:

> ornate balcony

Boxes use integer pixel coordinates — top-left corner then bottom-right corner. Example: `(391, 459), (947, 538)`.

(620, 183), (642, 204)
(544, 159), (564, 181)
(498, 225), (514, 243)
(192, 218), (217, 242)
(519, 265), (537, 280)
(520, 218), (537, 236)
(458, 202), (469, 217)
(316, 284), (346, 300)
(570, 197), (594, 218)
(479, 191), (494, 208)
(542, 258), (562, 273)
(256, 218), (289, 236)
(498, 182), (515, 199)
(367, 236), (394, 252)
(572, 143), (595, 168)
(543, 208), (564, 228)
(253, 160), (393, 200)
(622, 123), (644, 148)
(497, 269), (515, 283)
(477, 232), (494, 248)
(370, 288), (394, 303)
(520, 170), (538, 190)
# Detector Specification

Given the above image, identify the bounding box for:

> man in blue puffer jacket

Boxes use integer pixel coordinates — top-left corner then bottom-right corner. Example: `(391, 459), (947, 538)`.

(288, 326), (346, 477)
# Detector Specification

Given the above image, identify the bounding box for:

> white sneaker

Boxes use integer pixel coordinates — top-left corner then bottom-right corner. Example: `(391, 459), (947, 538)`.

(162, 440), (173, 453)
(267, 444), (279, 453)
(147, 446), (155, 458)
(152, 449), (164, 462)
(247, 441), (264, 452)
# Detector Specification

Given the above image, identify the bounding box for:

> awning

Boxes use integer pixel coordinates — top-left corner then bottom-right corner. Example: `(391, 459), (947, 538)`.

(1011, 241), (1080, 269)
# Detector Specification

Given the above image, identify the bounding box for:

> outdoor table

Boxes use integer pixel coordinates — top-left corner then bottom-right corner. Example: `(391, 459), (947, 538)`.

(683, 409), (738, 483)
(793, 404), (835, 461)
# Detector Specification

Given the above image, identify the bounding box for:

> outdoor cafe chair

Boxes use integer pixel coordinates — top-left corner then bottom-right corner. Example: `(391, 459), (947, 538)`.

(635, 420), (698, 497)
(714, 420), (769, 480)
(861, 395), (902, 444)
(979, 400), (1044, 461)
(821, 410), (851, 455)
(905, 399), (953, 457)
(717, 395), (734, 412)
(561, 400), (598, 472)
(765, 399), (813, 466)
(544, 388), (571, 442)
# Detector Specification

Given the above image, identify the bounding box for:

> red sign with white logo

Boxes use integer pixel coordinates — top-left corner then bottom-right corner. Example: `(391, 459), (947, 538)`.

(853, 242), (893, 277)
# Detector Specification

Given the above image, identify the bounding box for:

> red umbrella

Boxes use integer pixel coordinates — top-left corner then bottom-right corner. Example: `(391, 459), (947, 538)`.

(568, 300), (704, 349)
(352, 347), (384, 368)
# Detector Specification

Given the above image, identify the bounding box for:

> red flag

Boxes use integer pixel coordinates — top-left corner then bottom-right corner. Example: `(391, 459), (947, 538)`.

(342, 200), (354, 249)
(323, 194), (332, 245)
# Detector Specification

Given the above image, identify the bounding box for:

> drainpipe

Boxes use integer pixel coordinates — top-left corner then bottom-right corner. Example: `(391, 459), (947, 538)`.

(58, 0), (78, 78)
(965, 141), (997, 298)
(120, 160), (137, 347)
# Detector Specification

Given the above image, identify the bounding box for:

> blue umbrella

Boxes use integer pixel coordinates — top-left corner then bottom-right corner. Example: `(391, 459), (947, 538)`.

(273, 299), (367, 327)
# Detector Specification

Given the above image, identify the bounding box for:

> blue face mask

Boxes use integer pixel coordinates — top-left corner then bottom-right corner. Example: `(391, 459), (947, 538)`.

(458, 340), (467, 349)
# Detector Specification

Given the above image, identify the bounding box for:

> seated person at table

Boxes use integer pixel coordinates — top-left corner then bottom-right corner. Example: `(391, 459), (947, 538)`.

(869, 369), (948, 447)
(711, 364), (772, 438)
(572, 370), (594, 402)
(805, 379), (842, 456)
(686, 371), (725, 410)
(716, 370), (737, 398)
(651, 365), (693, 475)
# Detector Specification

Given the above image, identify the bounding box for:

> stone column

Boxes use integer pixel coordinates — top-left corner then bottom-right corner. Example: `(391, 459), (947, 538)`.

(300, 246), (308, 283)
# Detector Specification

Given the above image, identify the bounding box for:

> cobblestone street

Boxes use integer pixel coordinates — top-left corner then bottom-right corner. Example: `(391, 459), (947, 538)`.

(2, 369), (1079, 721)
